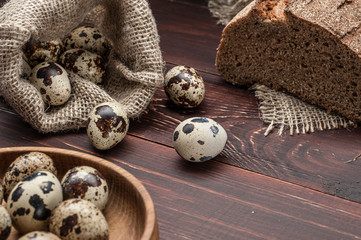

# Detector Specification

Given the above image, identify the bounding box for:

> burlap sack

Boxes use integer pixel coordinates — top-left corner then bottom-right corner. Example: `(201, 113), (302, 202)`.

(0, 0), (163, 133)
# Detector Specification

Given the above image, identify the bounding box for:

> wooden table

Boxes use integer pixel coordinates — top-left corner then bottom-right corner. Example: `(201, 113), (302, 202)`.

(2, 0), (361, 239)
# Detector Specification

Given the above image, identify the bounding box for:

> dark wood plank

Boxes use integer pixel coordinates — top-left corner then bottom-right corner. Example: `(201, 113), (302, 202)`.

(129, 66), (361, 203)
(128, 0), (361, 204)
(0, 107), (360, 239)
(149, 0), (224, 74)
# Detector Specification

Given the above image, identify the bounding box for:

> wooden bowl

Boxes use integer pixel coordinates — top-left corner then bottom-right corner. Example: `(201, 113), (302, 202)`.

(0, 146), (158, 240)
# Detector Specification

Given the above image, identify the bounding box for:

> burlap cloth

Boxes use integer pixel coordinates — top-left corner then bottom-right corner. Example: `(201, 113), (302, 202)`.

(0, 0), (163, 133)
(209, 0), (356, 135)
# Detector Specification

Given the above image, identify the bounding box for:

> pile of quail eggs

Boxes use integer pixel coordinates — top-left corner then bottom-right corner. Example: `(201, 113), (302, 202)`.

(22, 26), (109, 106)
(164, 65), (228, 162)
(21, 26), (130, 151)
(0, 151), (110, 240)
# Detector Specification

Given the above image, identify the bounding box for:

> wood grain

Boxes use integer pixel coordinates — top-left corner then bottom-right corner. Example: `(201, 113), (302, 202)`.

(0, 134), (361, 239)
(0, 147), (158, 240)
(131, 0), (361, 204)
(1, 0), (361, 239)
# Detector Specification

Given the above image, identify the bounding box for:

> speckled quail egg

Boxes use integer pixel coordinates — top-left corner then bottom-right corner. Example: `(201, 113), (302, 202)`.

(0, 205), (11, 240)
(6, 171), (63, 234)
(164, 66), (205, 108)
(59, 49), (105, 84)
(63, 26), (109, 56)
(49, 199), (109, 240)
(173, 117), (227, 162)
(23, 38), (64, 67)
(29, 62), (71, 106)
(87, 101), (129, 150)
(61, 166), (109, 210)
(3, 152), (57, 201)
(19, 231), (61, 240)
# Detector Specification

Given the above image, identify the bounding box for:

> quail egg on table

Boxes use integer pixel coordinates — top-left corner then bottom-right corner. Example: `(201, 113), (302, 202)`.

(0, 205), (11, 240)
(87, 101), (129, 150)
(6, 171), (63, 234)
(23, 38), (64, 67)
(49, 199), (109, 240)
(61, 166), (109, 210)
(60, 49), (105, 84)
(173, 117), (227, 162)
(29, 62), (71, 106)
(19, 231), (60, 240)
(63, 26), (109, 56)
(3, 151), (57, 201)
(164, 65), (205, 108)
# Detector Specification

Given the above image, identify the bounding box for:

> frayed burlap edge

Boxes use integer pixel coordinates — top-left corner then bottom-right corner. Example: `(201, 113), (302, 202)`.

(0, 0), (164, 134)
(252, 84), (356, 136)
(209, 0), (356, 135)
(208, 0), (253, 25)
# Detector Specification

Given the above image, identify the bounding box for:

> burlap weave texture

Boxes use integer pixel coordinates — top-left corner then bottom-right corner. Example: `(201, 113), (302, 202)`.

(209, 0), (355, 135)
(0, 0), (163, 133)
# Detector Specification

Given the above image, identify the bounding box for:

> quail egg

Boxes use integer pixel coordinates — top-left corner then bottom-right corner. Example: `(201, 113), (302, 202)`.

(63, 26), (109, 56)
(173, 117), (227, 162)
(61, 166), (109, 210)
(87, 101), (129, 150)
(19, 231), (61, 240)
(6, 171), (63, 234)
(49, 199), (109, 240)
(23, 38), (64, 67)
(0, 205), (11, 240)
(29, 62), (71, 106)
(59, 49), (105, 84)
(3, 152), (57, 201)
(164, 66), (205, 108)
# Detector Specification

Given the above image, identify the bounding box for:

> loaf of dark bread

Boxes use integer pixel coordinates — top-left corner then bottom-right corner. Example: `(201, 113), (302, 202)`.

(216, 0), (361, 122)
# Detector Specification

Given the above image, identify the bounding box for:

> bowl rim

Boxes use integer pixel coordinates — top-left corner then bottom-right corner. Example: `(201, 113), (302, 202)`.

(0, 146), (158, 240)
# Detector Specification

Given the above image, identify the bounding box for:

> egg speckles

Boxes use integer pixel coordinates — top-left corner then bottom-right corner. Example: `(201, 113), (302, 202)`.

(6, 171), (63, 234)
(61, 166), (109, 210)
(173, 117), (227, 162)
(3, 151), (57, 201)
(49, 199), (109, 240)
(87, 102), (129, 150)
(30, 62), (71, 106)
(60, 49), (105, 84)
(0, 205), (11, 240)
(19, 231), (61, 240)
(164, 66), (205, 108)
(23, 38), (64, 67)
(63, 26), (109, 56)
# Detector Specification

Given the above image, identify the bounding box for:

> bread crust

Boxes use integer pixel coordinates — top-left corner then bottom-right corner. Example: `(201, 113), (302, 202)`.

(216, 0), (361, 121)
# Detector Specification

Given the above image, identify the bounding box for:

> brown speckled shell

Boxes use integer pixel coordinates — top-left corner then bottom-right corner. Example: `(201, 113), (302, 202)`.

(87, 101), (129, 150)
(0, 205), (11, 240)
(63, 26), (110, 57)
(59, 49), (105, 84)
(3, 152), (57, 201)
(23, 38), (64, 67)
(61, 166), (109, 210)
(6, 171), (63, 234)
(29, 62), (72, 106)
(19, 231), (61, 240)
(49, 199), (109, 240)
(164, 66), (205, 108)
